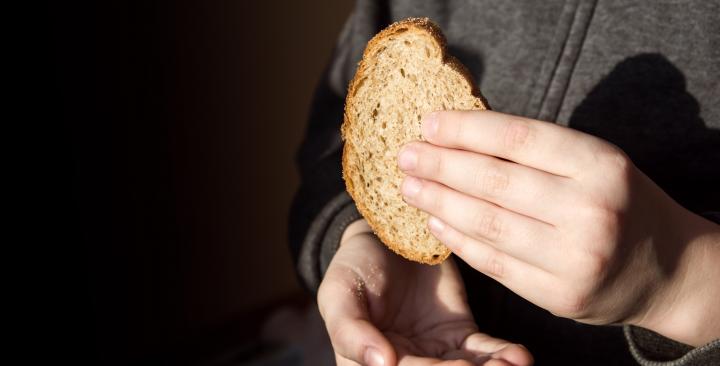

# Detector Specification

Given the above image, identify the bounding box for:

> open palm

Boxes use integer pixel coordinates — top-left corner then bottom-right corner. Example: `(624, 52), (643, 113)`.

(318, 231), (532, 366)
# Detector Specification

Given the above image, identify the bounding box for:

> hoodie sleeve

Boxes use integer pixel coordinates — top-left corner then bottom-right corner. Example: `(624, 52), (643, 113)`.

(288, 3), (388, 293)
(624, 326), (719, 366)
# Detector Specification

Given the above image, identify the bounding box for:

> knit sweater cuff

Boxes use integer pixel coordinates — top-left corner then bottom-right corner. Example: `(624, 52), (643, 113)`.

(319, 202), (364, 276)
(296, 192), (362, 294)
(624, 326), (720, 366)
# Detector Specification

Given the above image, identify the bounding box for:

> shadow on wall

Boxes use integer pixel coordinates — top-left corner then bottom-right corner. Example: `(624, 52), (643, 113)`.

(569, 53), (720, 213)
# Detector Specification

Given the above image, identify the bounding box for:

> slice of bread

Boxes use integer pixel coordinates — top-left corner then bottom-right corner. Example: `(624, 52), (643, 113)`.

(341, 18), (489, 265)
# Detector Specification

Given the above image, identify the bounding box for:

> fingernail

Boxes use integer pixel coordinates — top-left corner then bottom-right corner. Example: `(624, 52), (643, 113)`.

(401, 176), (422, 198)
(364, 347), (385, 366)
(397, 146), (417, 171)
(422, 112), (439, 139)
(428, 216), (445, 234)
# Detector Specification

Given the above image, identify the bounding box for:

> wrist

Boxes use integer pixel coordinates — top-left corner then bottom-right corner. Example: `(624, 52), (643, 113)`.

(340, 219), (373, 247)
(638, 206), (720, 347)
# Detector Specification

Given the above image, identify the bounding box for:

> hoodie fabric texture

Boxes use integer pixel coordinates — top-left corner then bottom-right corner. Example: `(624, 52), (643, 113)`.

(289, 1), (720, 365)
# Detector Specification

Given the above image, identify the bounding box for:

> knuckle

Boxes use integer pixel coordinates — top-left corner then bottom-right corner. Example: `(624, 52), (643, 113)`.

(447, 235), (466, 257)
(317, 298), (328, 320)
(558, 288), (591, 319)
(316, 280), (340, 320)
(316, 285), (330, 315)
(435, 112), (459, 144)
(483, 251), (505, 278)
(426, 185), (445, 214)
(502, 118), (532, 152)
(472, 209), (503, 242)
(426, 148), (444, 177)
(450, 115), (466, 145)
(576, 192), (623, 236)
(607, 153), (632, 181)
(589, 205), (622, 237)
(328, 321), (351, 345)
(473, 166), (510, 198)
(581, 249), (611, 280)
(571, 210), (619, 267)
(594, 143), (633, 181)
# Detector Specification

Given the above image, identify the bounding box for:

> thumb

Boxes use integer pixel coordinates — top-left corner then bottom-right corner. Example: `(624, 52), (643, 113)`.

(318, 279), (396, 366)
(328, 317), (395, 366)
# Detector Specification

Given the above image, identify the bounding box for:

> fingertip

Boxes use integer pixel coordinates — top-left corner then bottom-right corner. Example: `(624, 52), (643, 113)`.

(493, 344), (534, 366)
(484, 359), (513, 366)
(380, 339), (398, 366)
(428, 218), (464, 255)
(364, 347), (385, 366)
(397, 144), (418, 172)
(372, 342), (397, 366)
(401, 175), (422, 199)
(330, 318), (396, 366)
(367, 339), (398, 366)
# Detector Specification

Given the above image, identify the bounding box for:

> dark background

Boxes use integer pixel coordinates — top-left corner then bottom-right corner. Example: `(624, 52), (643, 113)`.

(54, 1), (353, 364)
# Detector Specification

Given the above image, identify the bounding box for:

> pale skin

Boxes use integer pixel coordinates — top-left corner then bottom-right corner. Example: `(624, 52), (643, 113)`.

(319, 220), (533, 366)
(318, 110), (720, 365)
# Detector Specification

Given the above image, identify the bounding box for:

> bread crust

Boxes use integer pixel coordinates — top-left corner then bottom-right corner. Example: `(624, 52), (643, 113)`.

(341, 17), (488, 265)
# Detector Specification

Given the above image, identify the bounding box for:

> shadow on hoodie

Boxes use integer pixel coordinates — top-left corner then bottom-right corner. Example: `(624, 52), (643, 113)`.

(569, 53), (720, 213)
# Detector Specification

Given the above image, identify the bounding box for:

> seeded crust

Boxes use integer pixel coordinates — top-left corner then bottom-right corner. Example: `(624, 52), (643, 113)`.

(341, 18), (489, 265)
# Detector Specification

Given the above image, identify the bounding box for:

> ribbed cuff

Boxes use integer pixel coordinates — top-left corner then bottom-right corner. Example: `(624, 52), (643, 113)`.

(296, 192), (362, 293)
(319, 203), (363, 277)
(624, 326), (720, 365)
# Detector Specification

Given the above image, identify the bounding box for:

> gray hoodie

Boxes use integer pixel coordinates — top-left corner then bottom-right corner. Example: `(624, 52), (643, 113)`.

(289, 1), (720, 364)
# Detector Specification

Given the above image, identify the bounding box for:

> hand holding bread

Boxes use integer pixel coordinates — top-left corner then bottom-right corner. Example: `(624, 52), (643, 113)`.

(399, 109), (720, 347)
(341, 17), (720, 347)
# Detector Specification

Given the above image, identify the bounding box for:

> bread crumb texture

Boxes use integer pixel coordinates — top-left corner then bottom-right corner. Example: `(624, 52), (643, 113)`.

(342, 18), (488, 265)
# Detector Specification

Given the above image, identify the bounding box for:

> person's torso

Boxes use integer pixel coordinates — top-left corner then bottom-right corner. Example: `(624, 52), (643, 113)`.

(380, 0), (720, 214)
(339, 1), (719, 364)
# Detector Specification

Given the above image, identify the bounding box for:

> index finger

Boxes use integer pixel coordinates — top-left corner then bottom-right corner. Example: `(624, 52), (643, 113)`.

(422, 110), (608, 177)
